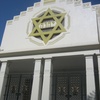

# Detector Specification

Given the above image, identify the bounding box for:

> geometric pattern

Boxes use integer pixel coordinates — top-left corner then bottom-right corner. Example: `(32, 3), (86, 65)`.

(29, 8), (66, 44)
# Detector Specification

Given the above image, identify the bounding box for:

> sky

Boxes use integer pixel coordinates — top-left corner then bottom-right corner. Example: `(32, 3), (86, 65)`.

(0, 0), (100, 45)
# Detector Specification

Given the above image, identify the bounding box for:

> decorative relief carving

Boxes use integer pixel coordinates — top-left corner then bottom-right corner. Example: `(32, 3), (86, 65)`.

(44, 0), (56, 4)
(92, 5), (100, 16)
(27, 7), (33, 12)
(92, 6), (97, 11)
(20, 11), (26, 16)
(13, 16), (19, 21)
(96, 7), (100, 16)
(7, 20), (13, 25)
(74, 0), (82, 6)
(98, 7), (100, 16)
(27, 8), (70, 45)
(83, 2), (91, 8)
(66, 0), (73, 4)
(34, 2), (41, 7)
(59, 0), (65, 2)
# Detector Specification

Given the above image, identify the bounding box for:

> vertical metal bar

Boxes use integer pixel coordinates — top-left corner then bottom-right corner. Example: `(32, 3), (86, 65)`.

(93, 54), (100, 100)
(16, 75), (22, 100)
(81, 74), (83, 100)
(55, 74), (57, 100)
(28, 75), (33, 100)
(67, 74), (70, 100)
(3, 75), (8, 100)
(80, 73), (87, 100)
(5, 75), (11, 100)
(83, 73), (87, 100)
(51, 74), (54, 100)
(29, 75), (33, 97)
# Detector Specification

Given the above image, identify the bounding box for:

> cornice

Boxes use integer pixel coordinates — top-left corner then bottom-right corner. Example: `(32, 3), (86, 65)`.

(0, 44), (100, 58)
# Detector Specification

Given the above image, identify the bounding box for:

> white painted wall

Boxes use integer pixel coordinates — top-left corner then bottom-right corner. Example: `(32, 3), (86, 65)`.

(1, 0), (99, 52)
(85, 56), (96, 99)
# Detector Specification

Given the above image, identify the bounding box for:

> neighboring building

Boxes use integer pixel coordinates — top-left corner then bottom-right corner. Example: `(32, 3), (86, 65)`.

(0, 0), (100, 100)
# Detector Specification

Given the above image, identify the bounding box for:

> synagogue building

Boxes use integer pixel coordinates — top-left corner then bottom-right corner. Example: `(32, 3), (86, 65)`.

(0, 0), (100, 100)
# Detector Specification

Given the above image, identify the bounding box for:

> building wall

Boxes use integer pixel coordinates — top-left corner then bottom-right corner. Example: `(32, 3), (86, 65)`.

(0, 0), (99, 52)
(0, 0), (100, 100)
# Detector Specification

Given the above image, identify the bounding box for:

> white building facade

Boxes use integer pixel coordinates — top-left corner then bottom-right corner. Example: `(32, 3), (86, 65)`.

(0, 0), (100, 100)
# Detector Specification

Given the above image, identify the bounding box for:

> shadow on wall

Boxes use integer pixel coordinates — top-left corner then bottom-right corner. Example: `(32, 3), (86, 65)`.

(87, 91), (96, 100)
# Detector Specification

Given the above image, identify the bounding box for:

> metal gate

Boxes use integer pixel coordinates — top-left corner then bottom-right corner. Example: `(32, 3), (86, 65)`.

(52, 72), (86, 100)
(4, 74), (33, 100)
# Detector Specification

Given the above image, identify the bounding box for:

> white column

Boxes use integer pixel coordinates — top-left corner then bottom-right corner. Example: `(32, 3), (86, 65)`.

(97, 17), (100, 39)
(41, 58), (52, 100)
(31, 59), (42, 100)
(0, 61), (8, 100)
(97, 55), (100, 93)
(85, 56), (96, 100)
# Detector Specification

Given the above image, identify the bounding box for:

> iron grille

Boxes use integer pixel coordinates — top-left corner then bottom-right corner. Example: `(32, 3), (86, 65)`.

(52, 73), (86, 100)
(4, 74), (33, 100)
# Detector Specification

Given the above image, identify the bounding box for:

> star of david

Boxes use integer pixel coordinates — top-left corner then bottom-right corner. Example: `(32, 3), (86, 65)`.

(29, 8), (66, 44)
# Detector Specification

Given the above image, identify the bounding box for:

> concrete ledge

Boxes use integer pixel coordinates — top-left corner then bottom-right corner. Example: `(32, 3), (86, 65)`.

(0, 44), (100, 58)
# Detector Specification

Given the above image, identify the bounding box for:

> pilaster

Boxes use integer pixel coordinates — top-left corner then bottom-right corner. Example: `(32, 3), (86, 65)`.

(41, 58), (52, 100)
(0, 61), (8, 100)
(31, 59), (43, 100)
(85, 56), (96, 100)
(97, 55), (100, 98)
